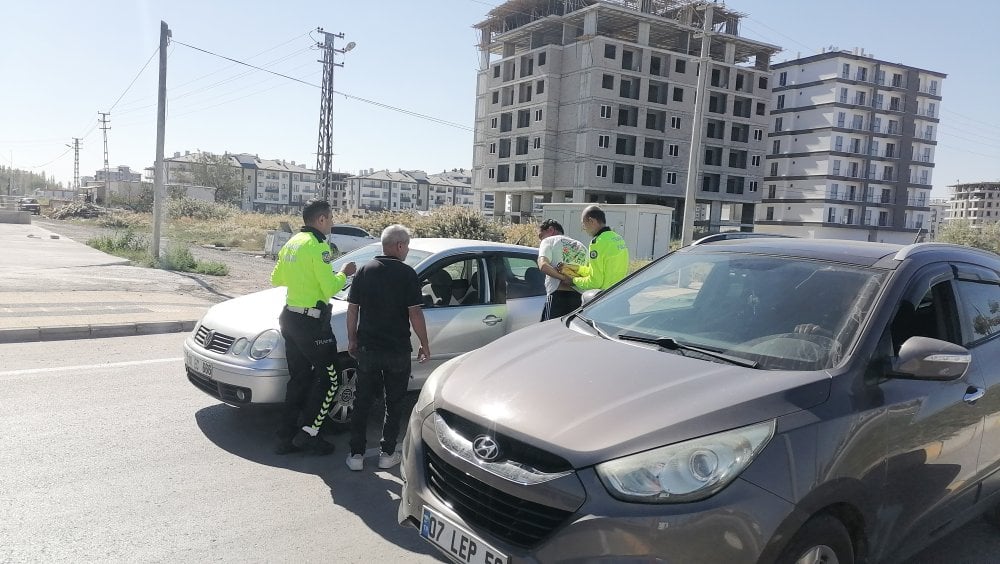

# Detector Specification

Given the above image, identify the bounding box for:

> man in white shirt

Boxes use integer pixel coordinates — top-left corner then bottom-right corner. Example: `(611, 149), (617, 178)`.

(536, 219), (589, 321)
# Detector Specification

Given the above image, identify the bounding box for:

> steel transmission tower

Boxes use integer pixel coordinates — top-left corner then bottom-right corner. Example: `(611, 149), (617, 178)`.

(69, 137), (81, 191)
(314, 28), (354, 205)
(99, 112), (111, 204)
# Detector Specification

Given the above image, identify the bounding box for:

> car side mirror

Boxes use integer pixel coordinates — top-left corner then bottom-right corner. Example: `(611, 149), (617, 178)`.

(892, 336), (971, 381)
(580, 289), (602, 306)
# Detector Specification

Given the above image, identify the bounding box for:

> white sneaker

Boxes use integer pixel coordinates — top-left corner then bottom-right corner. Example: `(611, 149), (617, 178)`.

(378, 450), (402, 469)
(346, 454), (364, 471)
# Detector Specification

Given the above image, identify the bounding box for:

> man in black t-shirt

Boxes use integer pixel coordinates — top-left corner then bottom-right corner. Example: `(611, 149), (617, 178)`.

(345, 224), (430, 471)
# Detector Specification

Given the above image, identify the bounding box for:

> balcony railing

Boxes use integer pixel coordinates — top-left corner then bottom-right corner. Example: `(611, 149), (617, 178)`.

(907, 197), (929, 207)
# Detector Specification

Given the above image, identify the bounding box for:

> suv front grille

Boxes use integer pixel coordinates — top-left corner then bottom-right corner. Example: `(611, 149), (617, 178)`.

(425, 446), (571, 548)
(194, 325), (235, 354)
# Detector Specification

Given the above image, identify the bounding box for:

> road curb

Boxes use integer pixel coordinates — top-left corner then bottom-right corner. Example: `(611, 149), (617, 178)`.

(0, 320), (197, 344)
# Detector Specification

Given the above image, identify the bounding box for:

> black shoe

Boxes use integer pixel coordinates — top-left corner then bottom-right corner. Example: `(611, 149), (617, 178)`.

(292, 430), (335, 456)
(274, 439), (301, 455)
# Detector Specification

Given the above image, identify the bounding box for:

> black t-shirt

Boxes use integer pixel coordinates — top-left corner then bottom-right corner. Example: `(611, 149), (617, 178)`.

(348, 256), (423, 353)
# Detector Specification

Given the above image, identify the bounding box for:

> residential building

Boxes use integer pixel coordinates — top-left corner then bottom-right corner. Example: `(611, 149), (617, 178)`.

(947, 182), (1000, 228)
(346, 169), (476, 212)
(928, 198), (949, 240)
(472, 0), (779, 233)
(756, 49), (945, 244)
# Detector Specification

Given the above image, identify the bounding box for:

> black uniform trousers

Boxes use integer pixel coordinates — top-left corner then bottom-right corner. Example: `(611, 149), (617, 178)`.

(541, 289), (582, 321)
(349, 347), (410, 456)
(277, 306), (341, 440)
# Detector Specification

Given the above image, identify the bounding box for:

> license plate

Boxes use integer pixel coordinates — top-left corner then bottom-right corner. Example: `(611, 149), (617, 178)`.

(420, 507), (508, 564)
(186, 352), (214, 378)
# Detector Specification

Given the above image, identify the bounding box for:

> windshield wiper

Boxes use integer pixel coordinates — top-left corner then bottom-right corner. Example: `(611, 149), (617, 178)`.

(617, 332), (758, 368)
(571, 313), (612, 340)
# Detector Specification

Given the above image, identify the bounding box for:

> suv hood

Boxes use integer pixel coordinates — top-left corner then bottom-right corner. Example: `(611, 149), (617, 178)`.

(436, 320), (830, 468)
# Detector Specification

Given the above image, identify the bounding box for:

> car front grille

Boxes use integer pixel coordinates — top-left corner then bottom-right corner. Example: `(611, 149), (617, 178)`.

(186, 370), (251, 404)
(425, 446), (572, 548)
(438, 410), (572, 473)
(194, 325), (235, 354)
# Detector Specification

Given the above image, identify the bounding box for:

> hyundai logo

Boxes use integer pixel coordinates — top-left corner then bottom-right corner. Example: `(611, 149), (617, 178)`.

(472, 435), (501, 462)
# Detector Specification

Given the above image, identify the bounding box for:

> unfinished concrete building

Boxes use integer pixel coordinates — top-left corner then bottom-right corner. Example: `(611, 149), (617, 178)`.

(472, 0), (780, 233)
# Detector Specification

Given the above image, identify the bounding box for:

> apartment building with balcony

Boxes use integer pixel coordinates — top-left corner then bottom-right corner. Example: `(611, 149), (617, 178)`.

(947, 182), (1000, 228)
(756, 49), (945, 243)
(346, 170), (475, 213)
(472, 0), (779, 232)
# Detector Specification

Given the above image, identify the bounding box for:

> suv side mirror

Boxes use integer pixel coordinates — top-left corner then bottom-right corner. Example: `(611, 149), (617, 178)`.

(893, 336), (971, 381)
(580, 289), (602, 306)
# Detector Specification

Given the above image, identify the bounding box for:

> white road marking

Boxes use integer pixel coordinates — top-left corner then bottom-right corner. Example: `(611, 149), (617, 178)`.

(0, 357), (183, 378)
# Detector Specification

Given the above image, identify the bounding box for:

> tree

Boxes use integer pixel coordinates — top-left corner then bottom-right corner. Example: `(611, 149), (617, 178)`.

(177, 153), (243, 205)
(936, 220), (1000, 254)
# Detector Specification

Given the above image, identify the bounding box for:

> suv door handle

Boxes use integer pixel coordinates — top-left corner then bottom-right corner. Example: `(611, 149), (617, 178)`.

(964, 386), (985, 405)
(482, 315), (503, 326)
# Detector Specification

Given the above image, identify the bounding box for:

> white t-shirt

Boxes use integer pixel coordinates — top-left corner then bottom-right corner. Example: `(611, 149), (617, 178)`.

(538, 234), (589, 295)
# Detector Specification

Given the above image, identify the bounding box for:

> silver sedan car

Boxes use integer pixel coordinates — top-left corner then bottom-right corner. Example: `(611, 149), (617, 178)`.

(183, 238), (546, 423)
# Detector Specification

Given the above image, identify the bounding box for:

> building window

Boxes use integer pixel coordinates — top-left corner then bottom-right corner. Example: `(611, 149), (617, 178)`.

(675, 59), (686, 73)
(756, 102), (766, 116)
(768, 184), (777, 198)
(751, 155), (761, 167)
(668, 144), (679, 157)
(598, 134), (610, 149)
(534, 109), (543, 121)
(516, 136), (529, 155)
(489, 142), (496, 154)
(774, 117), (783, 131)
(753, 129), (763, 141)
(600, 104), (612, 118)
(493, 65), (500, 78)
(499, 138), (511, 158)
(533, 137), (541, 149)
(490, 117), (498, 128)
(827, 207), (836, 223)
(670, 116), (681, 129)
(650, 56), (662, 76)
(779, 71), (787, 86)
(749, 181), (759, 192)
(604, 44), (616, 59)
(613, 163), (635, 184)
(673, 87), (684, 102)
(531, 164), (539, 177)
(771, 140), (781, 154)
(596, 164), (608, 178)
(759, 76), (768, 90)
(517, 110), (530, 128)
(666, 172), (677, 184)
(538, 52), (546, 66)
(602, 74), (614, 89)
(488, 168), (495, 179)
(776, 94), (785, 109)
(491, 91), (499, 104)
(497, 165), (509, 182)
(842, 63), (850, 79)
(536, 80), (545, 94)
(769, 162), (779, 176)
(766, 206), (774, 220)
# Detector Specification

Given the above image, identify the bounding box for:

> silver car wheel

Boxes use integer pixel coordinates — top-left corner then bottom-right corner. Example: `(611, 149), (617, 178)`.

(795, 545), (839, 564)
(327, 364), (357, 425)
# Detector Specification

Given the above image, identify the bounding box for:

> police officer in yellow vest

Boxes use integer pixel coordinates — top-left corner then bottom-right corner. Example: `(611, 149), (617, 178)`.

(270, 200), (356, 455)
(572, 205), (630, 291)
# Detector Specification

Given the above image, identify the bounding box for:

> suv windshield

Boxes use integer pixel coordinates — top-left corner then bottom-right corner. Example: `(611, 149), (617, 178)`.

(330, 243), (430, 299)
(580, 251), (886, 371)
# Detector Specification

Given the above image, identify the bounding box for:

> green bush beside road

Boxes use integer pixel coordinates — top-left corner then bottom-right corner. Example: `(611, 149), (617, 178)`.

(87, 229), (229, 276)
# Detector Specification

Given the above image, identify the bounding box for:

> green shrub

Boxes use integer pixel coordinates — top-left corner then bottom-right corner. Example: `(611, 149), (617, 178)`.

(168, 198), (237, 221)
(502, 221), (540, 247)
(193, 261), (229, 276)
(159, 245), (197, 271)
(87, 230), (155, 266)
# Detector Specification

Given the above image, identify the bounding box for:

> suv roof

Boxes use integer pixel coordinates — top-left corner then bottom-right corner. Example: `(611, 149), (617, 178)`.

(691, 232), (793, 246)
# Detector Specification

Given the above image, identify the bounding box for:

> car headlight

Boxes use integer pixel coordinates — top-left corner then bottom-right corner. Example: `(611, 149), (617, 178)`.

(596, 420), (775, 503)
(231, 338), (249, 356)
(249, 330), (280, 360)
(414, 354), (467, 413)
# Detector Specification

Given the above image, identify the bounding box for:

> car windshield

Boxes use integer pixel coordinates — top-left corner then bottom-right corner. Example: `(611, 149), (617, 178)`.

(330, 243), (431, 300)
(580, 251), (886, 371)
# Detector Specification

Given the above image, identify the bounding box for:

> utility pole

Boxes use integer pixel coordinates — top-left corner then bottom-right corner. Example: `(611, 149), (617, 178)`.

(315, 28), (354, 205)
(680, 3), (714, 246)
(99, 112), (111, 205)
(152, 21), (170, 260)
(67, 138), (81, 192)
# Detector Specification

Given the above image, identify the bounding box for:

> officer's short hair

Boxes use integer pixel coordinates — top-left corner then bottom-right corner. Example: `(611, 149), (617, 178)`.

(302, 199), (332, 224)
(539, 219), (564, 234)
(381, 224), (411, 247)
(582, 205), (606, 225)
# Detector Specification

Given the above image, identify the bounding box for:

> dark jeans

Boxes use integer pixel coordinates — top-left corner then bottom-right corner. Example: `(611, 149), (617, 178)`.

(349, 348), (411, 456)
(541, 290), (582, 321)
(277, 307), (341, 440)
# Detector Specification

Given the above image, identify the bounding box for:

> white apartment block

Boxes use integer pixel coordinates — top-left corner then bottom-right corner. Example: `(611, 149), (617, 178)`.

(346, 170), (476, 212)
(947, 182), (1000, 228)
(472, 0), (779, 233)
(928, 198), (949, 241)
(757, 50), (945, 244)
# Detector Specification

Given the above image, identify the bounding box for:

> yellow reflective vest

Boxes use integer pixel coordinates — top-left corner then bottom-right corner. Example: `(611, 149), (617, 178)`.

(572, 228), (630, 291)
(270, 228), (347, 307)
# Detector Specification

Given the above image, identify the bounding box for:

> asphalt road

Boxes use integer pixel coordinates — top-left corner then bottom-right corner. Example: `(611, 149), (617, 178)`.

(0, 333), (444, 563)
(0, 333), (997, 563)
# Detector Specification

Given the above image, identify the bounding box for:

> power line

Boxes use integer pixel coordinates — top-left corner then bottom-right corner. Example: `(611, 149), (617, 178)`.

(108, 47), (160, 111)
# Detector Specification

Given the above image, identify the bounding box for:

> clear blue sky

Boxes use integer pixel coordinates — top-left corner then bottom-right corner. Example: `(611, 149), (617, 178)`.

(2, 0), (997, 198)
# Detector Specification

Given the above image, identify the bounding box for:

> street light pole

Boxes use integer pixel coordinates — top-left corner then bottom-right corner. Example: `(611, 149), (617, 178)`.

(680, 4), (714, 246)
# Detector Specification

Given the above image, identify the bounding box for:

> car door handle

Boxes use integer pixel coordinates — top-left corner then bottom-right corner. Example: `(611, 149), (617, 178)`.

(964, 386), (985, 405)
(482, 315), (503, 326)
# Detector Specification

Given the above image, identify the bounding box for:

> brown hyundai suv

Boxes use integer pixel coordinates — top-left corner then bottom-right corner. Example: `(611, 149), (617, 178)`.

(398, 238), (1000, 563)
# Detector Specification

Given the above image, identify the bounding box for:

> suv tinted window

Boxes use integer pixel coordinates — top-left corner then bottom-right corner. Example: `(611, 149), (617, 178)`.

(956, 280), (1000, 344)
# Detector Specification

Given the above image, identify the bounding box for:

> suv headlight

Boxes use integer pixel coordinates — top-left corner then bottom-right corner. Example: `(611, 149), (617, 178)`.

(596, 420), (775, 503)
(414, 354), (466, 413)
(249, 330), (280, 360)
